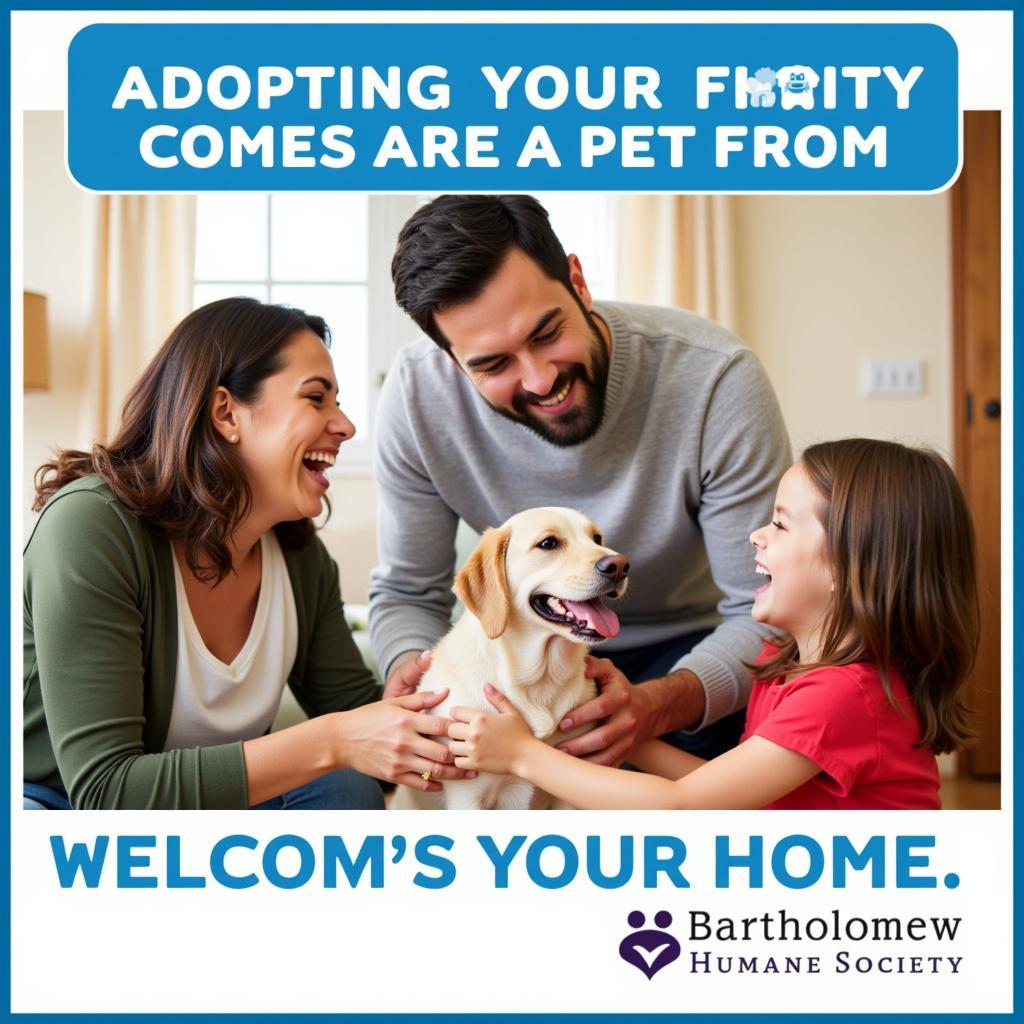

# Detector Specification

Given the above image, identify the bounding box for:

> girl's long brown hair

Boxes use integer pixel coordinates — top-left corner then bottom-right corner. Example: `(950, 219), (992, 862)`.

(34, 297), (332, 583)
(752, 439), (979, 754)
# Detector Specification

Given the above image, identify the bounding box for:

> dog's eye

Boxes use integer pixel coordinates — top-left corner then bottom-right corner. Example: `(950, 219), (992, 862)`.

(593, 533), (603, 545)
(537, 537), (560, 551)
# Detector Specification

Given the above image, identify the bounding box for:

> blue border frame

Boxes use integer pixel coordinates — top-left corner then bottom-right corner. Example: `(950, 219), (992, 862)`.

(1, 3), (1017, 1021)
(0, 1), (1018, 9)
(2, 5), (9, 1020)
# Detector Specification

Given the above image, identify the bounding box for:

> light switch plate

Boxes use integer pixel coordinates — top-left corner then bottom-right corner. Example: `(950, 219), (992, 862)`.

(862, 359), (924, 397)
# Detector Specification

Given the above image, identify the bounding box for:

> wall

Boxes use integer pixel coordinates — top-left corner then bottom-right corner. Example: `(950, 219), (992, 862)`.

(318, 476), (378, 608)
(22, 111), (96, 539)
(328, 193), (955, 603)
(22, 112), (383, 602)
(23, 123), (954, 598)
(732, 194), (952, 458)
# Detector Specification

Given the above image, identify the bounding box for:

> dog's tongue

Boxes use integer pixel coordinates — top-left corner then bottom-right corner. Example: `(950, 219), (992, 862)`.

(563, 598), (621, 639)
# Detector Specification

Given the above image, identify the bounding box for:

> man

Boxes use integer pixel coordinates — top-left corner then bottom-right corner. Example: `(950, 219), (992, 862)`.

(369, 194), (790, 765)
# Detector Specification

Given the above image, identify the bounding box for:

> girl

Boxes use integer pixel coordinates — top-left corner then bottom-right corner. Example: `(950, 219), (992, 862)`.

(448, 439), (978, 809)
(24, 298), (470, 809)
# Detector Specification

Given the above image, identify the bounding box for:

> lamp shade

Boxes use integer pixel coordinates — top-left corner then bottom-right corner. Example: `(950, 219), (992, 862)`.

(24, 290), (51, 391)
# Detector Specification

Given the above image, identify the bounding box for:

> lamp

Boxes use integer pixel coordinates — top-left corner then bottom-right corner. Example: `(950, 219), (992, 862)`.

(23, 290), (51, 391)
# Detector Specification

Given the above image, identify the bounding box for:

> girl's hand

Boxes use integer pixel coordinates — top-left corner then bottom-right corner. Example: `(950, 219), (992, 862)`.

(448, 684), (534, 775)
(337, 689), (475, 792)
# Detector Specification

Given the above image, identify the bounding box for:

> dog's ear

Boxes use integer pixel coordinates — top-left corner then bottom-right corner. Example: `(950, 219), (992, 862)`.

(454, 526), (512, 639)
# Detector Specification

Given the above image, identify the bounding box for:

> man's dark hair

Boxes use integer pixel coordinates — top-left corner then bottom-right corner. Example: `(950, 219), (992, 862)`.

(391, 195), (574, 351)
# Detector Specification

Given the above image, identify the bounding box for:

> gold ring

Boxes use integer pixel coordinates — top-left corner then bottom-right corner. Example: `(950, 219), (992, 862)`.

(421, 770), (432, 782)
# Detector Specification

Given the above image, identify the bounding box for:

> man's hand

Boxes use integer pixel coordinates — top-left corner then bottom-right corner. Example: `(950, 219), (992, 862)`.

(554, 658), (652, 766)
(383, 650), (432, 700)
(556, 658), (707, 766)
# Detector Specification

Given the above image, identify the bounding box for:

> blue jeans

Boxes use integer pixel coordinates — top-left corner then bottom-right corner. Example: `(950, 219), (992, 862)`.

(604, 629), (747, 760)
(24, 769), (385, 810)
(252, 769), (385, 810)
(23, 782), (71, 810)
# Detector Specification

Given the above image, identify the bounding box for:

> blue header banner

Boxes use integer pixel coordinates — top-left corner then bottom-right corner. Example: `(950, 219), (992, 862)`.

(68, 22), (958, 191)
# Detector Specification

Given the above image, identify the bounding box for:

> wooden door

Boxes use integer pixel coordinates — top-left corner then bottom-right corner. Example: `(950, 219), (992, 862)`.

(951, 110), (1001, 778)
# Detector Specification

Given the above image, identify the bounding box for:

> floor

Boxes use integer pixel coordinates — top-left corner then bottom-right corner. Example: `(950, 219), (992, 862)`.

(939, 776), (1001, 809)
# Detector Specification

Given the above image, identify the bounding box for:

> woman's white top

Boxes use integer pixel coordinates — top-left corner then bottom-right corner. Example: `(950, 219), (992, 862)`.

(164, 532), (298, 751)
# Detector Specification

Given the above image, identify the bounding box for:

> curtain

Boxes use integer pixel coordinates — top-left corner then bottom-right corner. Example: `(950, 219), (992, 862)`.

(615, 195), (738, 333)
(84, 195), (196, 441)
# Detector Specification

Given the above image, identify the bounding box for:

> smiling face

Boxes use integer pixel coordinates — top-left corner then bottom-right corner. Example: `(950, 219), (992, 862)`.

(508, 508), (629, 643)
(434, 248), (611, 447)
(455, 507), (629, 644)
(227, 329), (355, 525)
(749, 462), (834, 657)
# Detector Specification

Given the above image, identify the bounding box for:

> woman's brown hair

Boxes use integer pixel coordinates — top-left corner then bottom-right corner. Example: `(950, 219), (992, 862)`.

(752, 438), (979, 754)
(34, 297), (332, 583)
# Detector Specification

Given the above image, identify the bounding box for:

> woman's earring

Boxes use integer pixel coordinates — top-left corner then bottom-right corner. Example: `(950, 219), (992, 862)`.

(229, 434), (239, 444)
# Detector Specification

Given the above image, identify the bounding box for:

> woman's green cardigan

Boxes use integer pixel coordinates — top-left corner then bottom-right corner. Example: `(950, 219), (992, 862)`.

(24, 477), (381, 809)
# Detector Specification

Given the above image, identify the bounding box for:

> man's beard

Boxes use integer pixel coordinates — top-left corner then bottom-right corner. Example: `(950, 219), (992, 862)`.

(487, 311), (611, 448)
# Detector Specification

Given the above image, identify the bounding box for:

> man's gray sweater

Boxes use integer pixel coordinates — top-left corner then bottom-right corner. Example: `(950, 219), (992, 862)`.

(369, 301), (791, 728)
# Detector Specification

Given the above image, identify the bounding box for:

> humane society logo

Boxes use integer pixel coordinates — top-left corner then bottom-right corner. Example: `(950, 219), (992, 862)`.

(619, 911), (682, 980)
(617, 908), (965, 981)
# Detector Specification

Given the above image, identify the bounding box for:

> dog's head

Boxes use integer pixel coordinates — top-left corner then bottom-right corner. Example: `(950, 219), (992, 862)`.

(453, 507), (629, 642)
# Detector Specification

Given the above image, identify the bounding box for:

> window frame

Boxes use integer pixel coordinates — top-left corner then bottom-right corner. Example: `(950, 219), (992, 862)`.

(193, 193), (620, 477)
(192, 194), (423, 476)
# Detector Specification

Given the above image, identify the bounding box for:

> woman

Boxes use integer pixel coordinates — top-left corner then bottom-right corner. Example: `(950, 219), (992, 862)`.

(24, 297), (469, 809)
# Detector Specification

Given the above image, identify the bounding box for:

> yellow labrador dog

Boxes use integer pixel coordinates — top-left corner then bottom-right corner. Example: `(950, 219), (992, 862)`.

(394, 506), (629, 811)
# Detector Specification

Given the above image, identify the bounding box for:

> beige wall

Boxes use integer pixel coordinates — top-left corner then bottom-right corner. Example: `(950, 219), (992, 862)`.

(23, 111), (96, 539)
(22, 112), (382, 601)
(732, 194), (952, 459)
(319, 477), (378, 606)
(23, 123), (953, 601)
(329, 192), (956, 603)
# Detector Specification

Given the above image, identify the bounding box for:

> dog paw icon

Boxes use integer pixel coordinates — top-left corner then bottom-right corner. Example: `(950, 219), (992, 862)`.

(619, 910), (681, 980)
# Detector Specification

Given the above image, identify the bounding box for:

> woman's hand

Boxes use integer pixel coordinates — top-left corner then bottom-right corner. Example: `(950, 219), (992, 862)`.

(448, 684), (535, 775)
(336, 689), (474, 792)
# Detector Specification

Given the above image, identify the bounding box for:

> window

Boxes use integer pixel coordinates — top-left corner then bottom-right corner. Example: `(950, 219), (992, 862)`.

(193, 194), (418, 472)
(193, 193), (619, 473)
(537, 193), (619, 300)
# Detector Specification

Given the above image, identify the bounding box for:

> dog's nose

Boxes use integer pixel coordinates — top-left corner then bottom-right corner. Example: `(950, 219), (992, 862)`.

(596, 555), (629, 582)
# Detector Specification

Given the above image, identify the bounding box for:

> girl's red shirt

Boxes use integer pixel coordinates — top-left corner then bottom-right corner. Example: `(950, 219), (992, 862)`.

(742, 652), (942, 810)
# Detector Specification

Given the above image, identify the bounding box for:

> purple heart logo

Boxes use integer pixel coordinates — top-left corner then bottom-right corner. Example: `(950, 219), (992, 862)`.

(619, 911), (681, 980)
